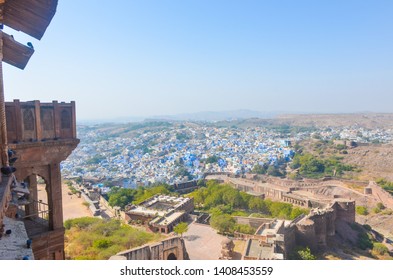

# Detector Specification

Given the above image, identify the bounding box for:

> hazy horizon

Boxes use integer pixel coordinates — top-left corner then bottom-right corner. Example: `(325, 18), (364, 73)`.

(3, 0), (393, 120)
(76, 109), (393, 124)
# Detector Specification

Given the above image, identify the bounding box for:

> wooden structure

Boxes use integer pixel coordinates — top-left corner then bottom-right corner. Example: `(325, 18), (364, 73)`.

(0, 0), (79, 260)
(1, 0), (59, 174)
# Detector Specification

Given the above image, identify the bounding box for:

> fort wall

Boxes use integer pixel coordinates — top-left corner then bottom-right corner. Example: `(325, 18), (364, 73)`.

(233, 216), (273, 229)
(114, 237), (189, 260)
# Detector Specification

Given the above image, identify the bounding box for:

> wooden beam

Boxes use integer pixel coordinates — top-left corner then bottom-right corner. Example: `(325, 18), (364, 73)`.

(2, 0), (58, 40)
(1, 30), (34, 69)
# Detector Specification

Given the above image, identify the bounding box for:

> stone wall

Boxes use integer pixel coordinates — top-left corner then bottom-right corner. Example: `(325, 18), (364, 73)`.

(293, 200), (355, 252)
(234, 216), (273, 229)
(172, 180), (199, 194)
(114, 237), (189, 260)
(368, 181), (393, 209)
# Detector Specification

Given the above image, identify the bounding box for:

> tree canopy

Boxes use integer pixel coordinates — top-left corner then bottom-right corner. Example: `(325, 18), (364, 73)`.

(291, 153), (354, 178)
(106, 184), (173, 209)
(173, 222), (188, 237)
(189, 181), (309, 220)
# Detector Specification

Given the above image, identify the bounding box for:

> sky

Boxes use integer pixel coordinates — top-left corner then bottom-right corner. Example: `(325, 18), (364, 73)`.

(3, 0), (393, 121)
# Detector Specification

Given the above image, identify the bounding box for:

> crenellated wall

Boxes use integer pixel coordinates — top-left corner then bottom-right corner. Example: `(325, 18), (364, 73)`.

(5, 100), (77, 143)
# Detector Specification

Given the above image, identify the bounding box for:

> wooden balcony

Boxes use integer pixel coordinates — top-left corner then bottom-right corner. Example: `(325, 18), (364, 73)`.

(5, 99), (77, 144)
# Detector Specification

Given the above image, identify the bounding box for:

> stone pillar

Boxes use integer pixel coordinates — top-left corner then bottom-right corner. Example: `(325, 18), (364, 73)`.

(34, 100), (42, 141)
(0, 33), (9, 169)
(13, 99), (23, 142)
(25, 174), (39, 218)
(71, 101), (77, 138)
(47, 163), (63, 230)
(53, 101), (60, 139)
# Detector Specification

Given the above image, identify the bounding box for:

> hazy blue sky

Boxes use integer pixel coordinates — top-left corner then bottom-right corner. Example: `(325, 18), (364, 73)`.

(3, 0), (393, 120)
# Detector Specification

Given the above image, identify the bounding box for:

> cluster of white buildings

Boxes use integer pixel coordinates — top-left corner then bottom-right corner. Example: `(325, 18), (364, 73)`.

(61, 122), (393, 188)
(61, 123), (295, 187)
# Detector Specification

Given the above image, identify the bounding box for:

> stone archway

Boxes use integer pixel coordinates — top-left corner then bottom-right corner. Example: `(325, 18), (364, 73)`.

(167, 253), (177, 260)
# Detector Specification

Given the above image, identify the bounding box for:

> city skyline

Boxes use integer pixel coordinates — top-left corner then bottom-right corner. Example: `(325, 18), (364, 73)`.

(3, 0), (393, 121)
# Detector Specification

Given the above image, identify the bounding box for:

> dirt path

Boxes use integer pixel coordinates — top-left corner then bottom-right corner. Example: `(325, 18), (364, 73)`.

(37, 184), (93, 221)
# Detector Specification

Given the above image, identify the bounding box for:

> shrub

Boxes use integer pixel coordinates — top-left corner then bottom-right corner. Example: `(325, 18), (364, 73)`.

(356, 206), (369, 216)
(372, 243), (389, 256)
(65, 217), (160, 260)
(233, 224), (256, 235)
(82, 201), (90, 209)
(64, 217), (97, 230)
(381, 209), (393, 215)
(357, 232), (373, 250)
(373, 207), (381, 214)
(68, 186), (78, 194)
(298, 247), (316, 260)
(93, 239), (113, 249)
(289, 246), (316, 260)
(362, 224), (372, 231)
(376, 203), (386, 210)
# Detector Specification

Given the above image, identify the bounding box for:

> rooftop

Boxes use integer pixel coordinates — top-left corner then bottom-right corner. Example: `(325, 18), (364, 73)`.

(128, 195), (190, 217)
(0, 217), (34, 260)
(244, 239), (283, 260)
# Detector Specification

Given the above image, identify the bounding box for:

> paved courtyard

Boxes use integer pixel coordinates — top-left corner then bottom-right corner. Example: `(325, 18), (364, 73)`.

(183, 222), (226, 260)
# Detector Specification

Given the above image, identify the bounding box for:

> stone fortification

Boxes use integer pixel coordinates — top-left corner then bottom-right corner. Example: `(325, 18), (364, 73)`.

(112, 236), (189, 260)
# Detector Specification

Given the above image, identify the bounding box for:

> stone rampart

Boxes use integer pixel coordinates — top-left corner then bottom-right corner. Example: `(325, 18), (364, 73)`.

(113, 236), (189, 260)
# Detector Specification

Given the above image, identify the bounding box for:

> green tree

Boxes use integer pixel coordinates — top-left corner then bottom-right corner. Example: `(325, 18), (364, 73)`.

(357, 232), (373, 250)
(290, 207), (308, 220)
(269, 201), (292, 219)
(75, 177), (83, 184)
(233, 224), (256, 234)
(251, 164), (267, 174)
(210, 214), (236, 234)
(107, 187), (136, 209)
(206, 155), (220, 164)
(133, 185), (171, 205)
(175, 167), (192, 180)
(297, 247), (316, 260)
(223, 189), (243, 208)
(173, 222), (188, 237)
(197, 179), (206, 187)
(248, 196), (268, 213)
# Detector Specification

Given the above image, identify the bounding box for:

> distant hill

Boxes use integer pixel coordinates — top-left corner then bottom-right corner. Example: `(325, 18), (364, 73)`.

(151, 110), (281, 122)
(78, 110), (286, 124)
(275, 113), (393, 129)
(78, 112), (393, 130)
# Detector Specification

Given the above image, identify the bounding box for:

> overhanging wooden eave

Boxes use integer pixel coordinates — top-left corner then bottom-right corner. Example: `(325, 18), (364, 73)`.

(2, 30), (34, 69)
(1, 0), (58, 40)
